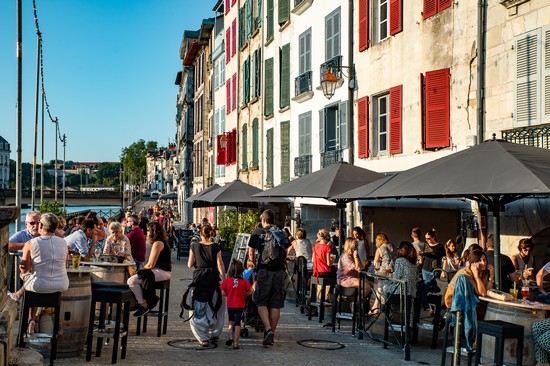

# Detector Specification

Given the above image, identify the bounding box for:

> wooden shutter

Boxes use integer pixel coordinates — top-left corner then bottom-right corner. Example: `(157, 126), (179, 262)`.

(246, 0), (253, 38)
(266, 128), (274, 186)
(516, 30), (540, 125)
(255, 49), (261, 97)
(216, 135), (226, 165)
(358, 0), (369, 51)
(231, 19), (237, 57)
(278, 0), (289, 26)
(225, 28), (231, 64)
(264, 58), (274, 116)
(257, 0), (262, 28)
(438, 0), (452, 12)
(232, 73), (237, 111)
(339, 101), (348, 149)
(543, 28), (550, 124)
(232, 0), (236, 6)
(425, 68), (450, 149)
(299, 112), (312, 156)
(389, 85), (403, 154)
(358, 96), (369, 158)
(266, 0), (274, 40)
(250, 52), (256, 99)
(319, 109), (325, 153)
(423, 0), (436, 19)
(389, 0), (402, 36)
(238, 6), (243, 49)
(244, 57), (250, 104)
(281, 121), (290, 183)
(225, 0), (229, 15)
(227, 128), (237, 165)
(242, 124), (248, 169)
(280, 44), (290, 108)
(226, 78), (231, 114)
(252, 118), (259, 166)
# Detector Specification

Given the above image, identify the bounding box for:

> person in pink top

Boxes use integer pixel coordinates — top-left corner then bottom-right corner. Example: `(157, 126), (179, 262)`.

(220, 259), (253, 350)
(126, 215), (146, 269)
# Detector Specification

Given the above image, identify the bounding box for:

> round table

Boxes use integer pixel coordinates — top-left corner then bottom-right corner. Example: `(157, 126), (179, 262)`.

(479, 296), (550, 366)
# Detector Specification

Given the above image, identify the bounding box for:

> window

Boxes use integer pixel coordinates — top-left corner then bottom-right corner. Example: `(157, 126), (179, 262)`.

(515, 27), (550, 127)
(252, 118), (259, 167)
(319, 101), (348, 153)
(243, 56), (250, 104)
(215, 108), (226, 178)
(254, 0), (262, 29)
(299, 29), (311, 75)
(373, 94), (389, 154)
(278, 0), (289, 26)
(280, 121), (290, 183)
(214, 56), (225, 90)
(266, 128), (274, 186)
(423, 68), (450, 149)
(242, 123), (248, 169)
(251, 48), (261, 99)
(423, 0), (452, 20)
(325, 7), (341, 61)
(266, 0), (274, 41)
(280, 44), (290, 109)
(377, 0), (388, 41)
(265, 57), (274, 116)
(226, 28), (231, 64)
(298, 112), (312, 156)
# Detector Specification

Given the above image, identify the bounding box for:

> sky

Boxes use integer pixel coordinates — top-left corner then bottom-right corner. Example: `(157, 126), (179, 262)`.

(0, 0), (216, 163)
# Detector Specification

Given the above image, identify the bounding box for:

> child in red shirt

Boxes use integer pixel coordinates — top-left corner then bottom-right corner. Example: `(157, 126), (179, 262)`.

(220, 259), (253, 349)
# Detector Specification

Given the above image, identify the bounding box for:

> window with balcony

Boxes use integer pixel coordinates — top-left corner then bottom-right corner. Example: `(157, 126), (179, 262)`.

(295, 29), (312, 98)
(319, 101), (347, 167)
(295, 112), (312, 176)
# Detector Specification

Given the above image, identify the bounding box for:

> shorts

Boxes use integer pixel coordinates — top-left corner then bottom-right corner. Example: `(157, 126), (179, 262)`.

(253, 268), (285, 308)
(227, 308), (244, 325)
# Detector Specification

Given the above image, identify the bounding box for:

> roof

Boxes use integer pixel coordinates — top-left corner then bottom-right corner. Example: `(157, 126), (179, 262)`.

(182, 41), (200, 66)
(179, 30), (199, 60)
(212, 0), (223, 12)
(199, 18), (215, 45)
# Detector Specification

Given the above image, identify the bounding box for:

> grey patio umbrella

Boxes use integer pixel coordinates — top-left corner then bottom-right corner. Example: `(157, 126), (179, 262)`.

(194, 179), (288, 208)
(184, 184), (221, 207)
(332, 138), (550, 289)
(159, 192), (177, 200)
(253, 162), (385, 250)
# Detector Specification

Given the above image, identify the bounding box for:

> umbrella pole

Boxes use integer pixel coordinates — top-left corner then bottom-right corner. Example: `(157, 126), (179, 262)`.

(337, 202), (345, 255)
(491, 202), (502, 291)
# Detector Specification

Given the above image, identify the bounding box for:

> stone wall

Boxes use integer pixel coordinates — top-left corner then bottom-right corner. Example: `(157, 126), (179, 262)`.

(0, 206), (20, 366)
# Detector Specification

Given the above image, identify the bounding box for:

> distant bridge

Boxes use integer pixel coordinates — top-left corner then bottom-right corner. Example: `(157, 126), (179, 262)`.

(0, 189), (123, 206)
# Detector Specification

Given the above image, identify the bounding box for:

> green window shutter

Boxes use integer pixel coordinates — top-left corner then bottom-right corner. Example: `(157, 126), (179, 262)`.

(257, 0), (262, 28)
(319, 108), (325, 153)
(265, 57), (274, 116)
(280, 120), (290, 183)
(278, 0), (289, 26)
(250, 52), (256, 99)
(280, 44), (290, 108)
(246, 0), (252, 38)
(266, 0), (274, 40)
(339, 101), (348, 148)
(252, 118), (259, 166)
(266, 128), (274, 186)
(242, 124), (248, 169)
(255, 49), (262, 97)
(244, 57), (250, 104)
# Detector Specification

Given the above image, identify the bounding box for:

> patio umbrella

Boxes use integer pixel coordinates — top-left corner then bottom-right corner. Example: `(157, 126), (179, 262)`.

(332, 138), (550, 289)
(159, 192), (177, 200)
(195, 179), (288, 208)
(184, 184), (221, 207)
(253, 162), (385, 250)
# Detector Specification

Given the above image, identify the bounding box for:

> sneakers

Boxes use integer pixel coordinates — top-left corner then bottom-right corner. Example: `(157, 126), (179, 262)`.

(133, 306), (150, 317)
(263, 329), (274, 346)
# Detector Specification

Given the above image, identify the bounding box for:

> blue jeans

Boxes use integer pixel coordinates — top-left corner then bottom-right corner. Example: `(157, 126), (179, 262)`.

(536, 293), (550, 304)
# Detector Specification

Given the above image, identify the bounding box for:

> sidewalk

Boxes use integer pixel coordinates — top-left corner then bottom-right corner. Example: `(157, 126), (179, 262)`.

(49, 249), (444, 366)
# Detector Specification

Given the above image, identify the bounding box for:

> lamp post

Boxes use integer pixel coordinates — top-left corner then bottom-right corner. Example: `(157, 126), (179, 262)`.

(62, 134), (66, 210)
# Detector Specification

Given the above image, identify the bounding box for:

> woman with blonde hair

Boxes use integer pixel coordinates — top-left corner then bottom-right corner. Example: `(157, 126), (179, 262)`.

(369, 233), (394, 316)
(337, 237), (361, 288)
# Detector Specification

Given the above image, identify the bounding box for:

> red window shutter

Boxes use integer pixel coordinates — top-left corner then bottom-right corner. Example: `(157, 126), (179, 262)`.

(232, 73), (237, 111)
(225, 28), (230, 64)
(389, 0), (402, 36)
(225, 0), (229, 15)
(357, 96), (369, 158)
(425, 68), (450, 149)
(358, 0), (369, 51)
(226, 78), (231, 114)
(423, 0), (436, 19)
(231, 19), (237, 57)
(226, 129), (237, 165)
(232, 0), (236, 6)
(389, 85), (403, 154)
(438, 0), (452, 12)
(232, 129), (237, 164)
(216, 135), (226, 165)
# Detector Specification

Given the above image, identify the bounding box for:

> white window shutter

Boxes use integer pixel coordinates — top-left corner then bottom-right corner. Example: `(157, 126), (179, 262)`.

(515, 29), (541, 126)
(319, 109), (325, 153)
(543, 26), (550, 124)
(339, 101), (348, 149)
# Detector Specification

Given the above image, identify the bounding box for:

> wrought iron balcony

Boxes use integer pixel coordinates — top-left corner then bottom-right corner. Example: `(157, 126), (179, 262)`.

(501, 124), (550, 149)
(321, 149), (342, 168)
(319, 55), (343, 84)
(294, 155), (312, 177)
(295, 71), (312, 97)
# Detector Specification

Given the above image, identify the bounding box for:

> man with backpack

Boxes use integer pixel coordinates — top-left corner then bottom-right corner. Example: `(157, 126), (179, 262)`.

(248, 209), (291, 346)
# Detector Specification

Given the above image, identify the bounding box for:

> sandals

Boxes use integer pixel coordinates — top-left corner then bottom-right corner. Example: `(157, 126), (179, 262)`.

(367, 308), (380, 317)
(198, 341), (209, 347)
(225, 339), (233, 347)
(233, 345), (240, 350)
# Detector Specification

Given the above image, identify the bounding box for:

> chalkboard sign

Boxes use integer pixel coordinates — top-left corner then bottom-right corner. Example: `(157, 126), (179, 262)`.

(230, 233), (251, 265)
(177, 229), (194, 261)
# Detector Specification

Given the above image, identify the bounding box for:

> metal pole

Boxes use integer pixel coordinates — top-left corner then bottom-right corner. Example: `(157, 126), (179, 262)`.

(31, 36), (41, 210)
(347, 0), (355, 230)
(452, 311), (463, 366)
(40, 92), (44, 204)
(62, 134), (66, 209)
(476, 0), (487, 144)
(492, 201), (502, 290)
(15, 0), (23, 230)
(54, 118), (58, 201)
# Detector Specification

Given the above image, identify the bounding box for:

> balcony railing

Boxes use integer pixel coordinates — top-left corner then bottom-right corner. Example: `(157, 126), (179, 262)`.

(320, 55), (343, 84)
(295, 71), (312, 97)
(321, 149), (342, 168)
(294, 155), (312, 177)
(501, 124), (550, 149)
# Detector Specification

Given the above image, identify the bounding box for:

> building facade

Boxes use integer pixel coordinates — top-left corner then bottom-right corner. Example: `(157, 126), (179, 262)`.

(0, 137), (10, 189)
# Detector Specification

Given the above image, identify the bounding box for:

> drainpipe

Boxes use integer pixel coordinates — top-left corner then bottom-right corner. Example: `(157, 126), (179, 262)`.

(347, 0), (355, 232)
(476, 0), (487, 144)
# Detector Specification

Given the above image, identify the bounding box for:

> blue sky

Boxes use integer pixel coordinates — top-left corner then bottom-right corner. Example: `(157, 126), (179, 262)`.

(0, 0), (216, 163)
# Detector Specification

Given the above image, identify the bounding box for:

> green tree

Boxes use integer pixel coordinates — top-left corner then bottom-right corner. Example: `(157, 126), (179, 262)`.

(238, 210), (260, 234)
(120, 139), (158, 178)
(218, 208), (238, 251)
(96, 162), (121, 186)
(37, 200), (67, 217)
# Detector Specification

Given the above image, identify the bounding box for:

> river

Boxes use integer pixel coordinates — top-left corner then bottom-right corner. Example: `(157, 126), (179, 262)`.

(8, 205), (122, 237)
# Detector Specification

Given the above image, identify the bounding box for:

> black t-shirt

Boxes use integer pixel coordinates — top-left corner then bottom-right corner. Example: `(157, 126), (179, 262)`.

(155, 241), (172, 272)
(422, 242), (445, 272)
(485, 250), (515, 292)
(248, 226), (287, 271)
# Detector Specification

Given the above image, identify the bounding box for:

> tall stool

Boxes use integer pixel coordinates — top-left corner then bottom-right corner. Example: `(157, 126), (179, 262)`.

(331, 285), (358, 335)
(295, 256), (312, 308)
(475, 320), (524, 366)
(17, 291), (62, 366)
(308, 276), (336, 323)
(136, 280), (170, 337)
(86, 287), (132, 364)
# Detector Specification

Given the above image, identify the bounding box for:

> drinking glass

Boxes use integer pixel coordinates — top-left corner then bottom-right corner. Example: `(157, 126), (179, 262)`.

(521, 286), (530, 303)
(94, 248), (102, 262)
(509, 288), (518, 301)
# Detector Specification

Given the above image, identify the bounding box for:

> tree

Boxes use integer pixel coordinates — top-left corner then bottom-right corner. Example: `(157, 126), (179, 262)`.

(96, 162), (121, 186)
(120, 139), (158, 178)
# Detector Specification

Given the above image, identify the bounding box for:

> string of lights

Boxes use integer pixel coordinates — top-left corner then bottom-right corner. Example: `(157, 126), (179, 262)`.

(33, 0), (64, 143)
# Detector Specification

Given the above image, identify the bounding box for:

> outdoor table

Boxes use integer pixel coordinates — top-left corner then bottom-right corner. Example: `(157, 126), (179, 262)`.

(80, 260), (136, 284)
(479, 296), (550, 366)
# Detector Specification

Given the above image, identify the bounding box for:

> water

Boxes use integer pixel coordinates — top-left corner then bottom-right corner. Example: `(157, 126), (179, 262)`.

(8, 205), (122, 237)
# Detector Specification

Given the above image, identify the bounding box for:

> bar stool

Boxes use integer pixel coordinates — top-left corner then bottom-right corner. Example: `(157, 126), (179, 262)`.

(17, 291), (62, 366)
(475, 320), (524, 366)
(331, 285), (358, 335)
(308, 276), (336, 323)
(295, 256), (312, 308)
(136, 280), (170, 337)
(86, 287), (132, 364)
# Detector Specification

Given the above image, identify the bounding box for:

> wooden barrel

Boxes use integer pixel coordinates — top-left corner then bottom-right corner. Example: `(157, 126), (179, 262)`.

(90, 265), (128, 284)
(482, 301), (547, 366)
(57, 272), (92, 358)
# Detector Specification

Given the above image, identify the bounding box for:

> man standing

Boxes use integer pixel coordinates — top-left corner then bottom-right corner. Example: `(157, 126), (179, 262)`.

(9, 211), (41, 252)
(64, 219), (98, 261)
(485, 234), (518, 292)
(247, 209), (291, 346)
(127, 215), (146, 269)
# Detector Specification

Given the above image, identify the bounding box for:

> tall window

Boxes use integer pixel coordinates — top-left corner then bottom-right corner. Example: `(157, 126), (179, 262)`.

(243, 56), (250, 104)
(319, 101), (348, 152)
(325, 7), (341, 61)
(215, 107), (226, 177)
(266, 128), (274, 186)
(252, 118), (259, 167)
(242, 123), (248, 169)
(373, 94), (389, 155)
(280, 44), (290, 109)
(280, 121), (290, 183)
(251, 48), (261, 99)
(266, 0), (274, 41)
(376, 0), (389, 42)
(265, 57), (274, 116)
(299, 29), (311, 75)
(278, 0), (289, 26)
(299, 112), (312, 156)
(214, 56), (225, 90)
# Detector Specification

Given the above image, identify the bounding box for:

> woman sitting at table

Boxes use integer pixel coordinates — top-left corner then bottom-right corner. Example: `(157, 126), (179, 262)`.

(103, 222), (133, 261)
(127, 221), (172, 317)
(337, 237), (361, 289)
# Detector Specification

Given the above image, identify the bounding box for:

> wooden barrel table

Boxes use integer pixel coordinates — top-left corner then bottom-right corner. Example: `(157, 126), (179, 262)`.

(480, 296), (550, 366)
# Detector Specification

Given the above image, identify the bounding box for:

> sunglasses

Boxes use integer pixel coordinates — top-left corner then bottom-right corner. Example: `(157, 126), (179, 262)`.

(26, 221), (40, 226)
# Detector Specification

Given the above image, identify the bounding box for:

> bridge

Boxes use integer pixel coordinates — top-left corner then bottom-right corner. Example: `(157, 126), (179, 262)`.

(0, 189), (123, 207)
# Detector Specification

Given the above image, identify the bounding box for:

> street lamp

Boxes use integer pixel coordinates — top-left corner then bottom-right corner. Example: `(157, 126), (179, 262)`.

(320, 65), (355, 100)
(219, 133), (229, 149)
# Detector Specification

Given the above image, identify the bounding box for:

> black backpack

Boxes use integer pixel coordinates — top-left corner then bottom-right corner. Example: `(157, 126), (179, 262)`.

(261, 226), (290, 266)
